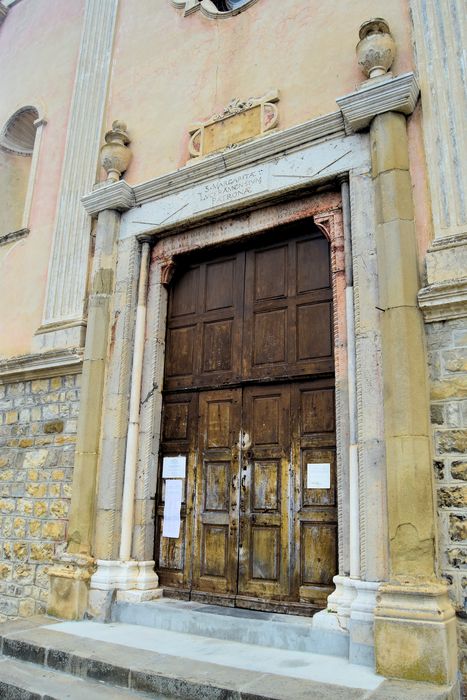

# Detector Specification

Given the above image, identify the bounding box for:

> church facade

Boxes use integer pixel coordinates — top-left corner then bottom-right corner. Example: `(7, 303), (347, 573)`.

(0, 0), (465, 695)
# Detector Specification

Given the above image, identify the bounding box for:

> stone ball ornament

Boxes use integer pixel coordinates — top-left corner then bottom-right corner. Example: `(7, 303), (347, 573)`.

(356, 18), (396, 79)
(100, 120), (132, 182)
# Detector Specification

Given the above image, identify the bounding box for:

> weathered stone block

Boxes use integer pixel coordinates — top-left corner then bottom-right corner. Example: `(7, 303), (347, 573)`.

(5, 411), (18, 424)
(23, 449), (48, 469)
(444, 348), (467, 373)
(26, 483), (47, 498)
(31, 379), (49, 394)
(431, 405), (444, 425)
(42, 521), (65, 540)
(451, 462), (467, 481)
(438, 486), (467, 508)
(28, 520), (41, 537)
(50, 500), (68, 518)
(44, 420), (64, 434)
(30, 543), (54, 562)
(449, 515), (467, 542)
(0, 563), (12, 580)
(436, 430), (467, 454)
(447, 548), (467, 568)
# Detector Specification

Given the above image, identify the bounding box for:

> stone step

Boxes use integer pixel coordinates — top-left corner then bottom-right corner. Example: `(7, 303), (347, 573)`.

(0, 657), (163, 700)
(0, 617), (457, 700)
(112, 598), (349, 657)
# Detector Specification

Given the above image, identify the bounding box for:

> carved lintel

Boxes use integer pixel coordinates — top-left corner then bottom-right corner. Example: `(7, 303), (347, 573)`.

(188, 90), (279, 159)
(161, 260), (176, 287)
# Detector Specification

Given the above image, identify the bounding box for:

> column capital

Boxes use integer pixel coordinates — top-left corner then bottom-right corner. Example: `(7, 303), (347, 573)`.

(336, 72), (419, 133)
(82, 179), (136, 217)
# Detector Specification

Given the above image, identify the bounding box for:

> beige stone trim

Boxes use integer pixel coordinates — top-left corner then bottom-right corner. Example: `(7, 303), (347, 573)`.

(82, 180), (135, 218)
(336, 72), (419, 133)
(0, 348), (83, 384)
(37, 0), (119, 351)
(410, 0), (466, 241)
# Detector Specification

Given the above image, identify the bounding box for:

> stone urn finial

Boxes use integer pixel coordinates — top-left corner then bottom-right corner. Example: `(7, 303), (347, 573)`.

(356, 18), (396, 80)
(100, 120), (132, 182)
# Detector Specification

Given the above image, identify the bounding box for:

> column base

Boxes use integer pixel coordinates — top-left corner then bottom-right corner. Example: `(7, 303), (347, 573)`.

(349, 579), (380, 666)
(47, 553), (96, 620)
(374, 581), (458, 685)
(90, 559), (162, 600)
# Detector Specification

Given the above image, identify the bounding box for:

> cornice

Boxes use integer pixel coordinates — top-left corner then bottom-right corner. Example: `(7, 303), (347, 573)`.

(82, 110), (345, 216)
(0, 348), (83, 384)
(418, 277), (467, 323)
(336, 72), (420, 133)
(82, 179), (135, 217)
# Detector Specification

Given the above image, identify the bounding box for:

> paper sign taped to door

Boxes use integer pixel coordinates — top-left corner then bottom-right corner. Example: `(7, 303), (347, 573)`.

(307, 463), (331, 489)
(162, 455), (186, 479)
(162, 479), (183, 538)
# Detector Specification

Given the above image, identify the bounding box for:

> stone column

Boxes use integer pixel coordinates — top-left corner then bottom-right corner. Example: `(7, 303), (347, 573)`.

(47, 124), (132, 620)
(337, 20), (458, 687)
(371, 110), (457, 685)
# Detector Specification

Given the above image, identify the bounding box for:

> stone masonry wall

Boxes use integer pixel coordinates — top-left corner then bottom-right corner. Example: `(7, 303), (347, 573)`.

(0, 374), (79, 620)
(427, 319), (467, 697)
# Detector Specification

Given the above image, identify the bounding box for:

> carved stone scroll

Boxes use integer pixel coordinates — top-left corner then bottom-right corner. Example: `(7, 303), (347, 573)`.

(188, 90), (279, 159)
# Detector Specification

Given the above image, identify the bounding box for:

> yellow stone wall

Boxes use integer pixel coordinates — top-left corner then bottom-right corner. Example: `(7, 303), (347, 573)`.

(0, 375), (80, 619)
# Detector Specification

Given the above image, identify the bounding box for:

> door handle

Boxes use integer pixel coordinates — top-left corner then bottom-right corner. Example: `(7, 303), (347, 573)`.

(241, 474), (247, 490)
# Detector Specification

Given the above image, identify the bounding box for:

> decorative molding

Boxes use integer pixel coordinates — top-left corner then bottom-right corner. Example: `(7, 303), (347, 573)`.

(36, 0), (119, 350)
(410, 0), (466, 242)
(336, 72), (420, 133)
(82, 179), (135, 217)
(0, 3), (8, 25)
(0, 348), (83, 384)
(188, 90), (279, 158)
(81, 110), (346, 217)
(418, 278), (467, 322)
(0, 228), (29, 247)
(171, 0), (259, 19)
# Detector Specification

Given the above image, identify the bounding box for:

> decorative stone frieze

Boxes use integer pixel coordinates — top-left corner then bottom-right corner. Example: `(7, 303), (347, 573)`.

(356, 19), (395, 80)
(336, 72), (419, 133)
(171, 0), (259, 19)
(36, 0), (119, 351)
(188, 90), (279, 158)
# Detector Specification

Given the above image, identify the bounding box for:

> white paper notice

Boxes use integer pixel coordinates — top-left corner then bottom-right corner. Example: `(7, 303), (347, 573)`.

(162, 479), (183, 538)
(307, 463), (331, 489)
(162, 455), (186, 479)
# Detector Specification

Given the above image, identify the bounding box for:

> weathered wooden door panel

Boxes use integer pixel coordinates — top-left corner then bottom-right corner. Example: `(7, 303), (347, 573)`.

(237, 385), (291, 600)
(192, 389), (241, 596)
(164, 253), (244, 392)
(291, 380), (338, 606)
(157, 219), (338, 611)
(242, 228), (333, 382)
(155, 392), (198, 591)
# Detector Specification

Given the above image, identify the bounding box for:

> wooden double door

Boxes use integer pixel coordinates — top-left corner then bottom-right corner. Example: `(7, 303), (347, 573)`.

(155, 220), (338, 613)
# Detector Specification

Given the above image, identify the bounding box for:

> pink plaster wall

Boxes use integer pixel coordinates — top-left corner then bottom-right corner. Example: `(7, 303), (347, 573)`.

(106, 0), (414, 184)
(0, 0), (85, 358)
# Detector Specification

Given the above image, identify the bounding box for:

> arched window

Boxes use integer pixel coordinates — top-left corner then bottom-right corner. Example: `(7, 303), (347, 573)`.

(0, 106), (45, 243)
(172, 0), (259, 18)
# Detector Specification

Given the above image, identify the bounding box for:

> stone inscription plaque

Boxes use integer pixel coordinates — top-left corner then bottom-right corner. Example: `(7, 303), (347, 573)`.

(197, 169), (268, 211)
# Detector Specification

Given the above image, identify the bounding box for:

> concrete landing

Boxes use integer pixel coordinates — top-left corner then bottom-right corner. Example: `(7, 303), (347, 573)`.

(0, 617), (459, 699)
(112, 598), (349, 657)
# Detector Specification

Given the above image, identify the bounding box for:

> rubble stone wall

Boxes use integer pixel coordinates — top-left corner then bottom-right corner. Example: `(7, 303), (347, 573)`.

(0, 374), (80, 620)
(427, 319), (467, 696)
